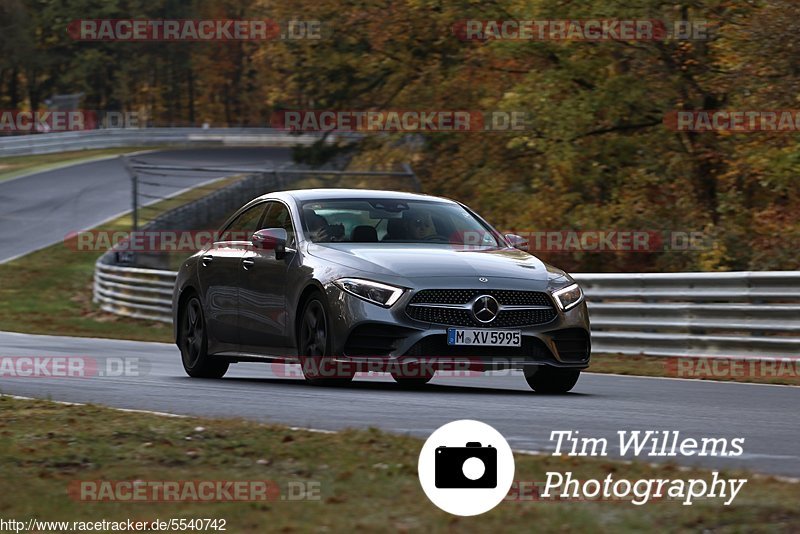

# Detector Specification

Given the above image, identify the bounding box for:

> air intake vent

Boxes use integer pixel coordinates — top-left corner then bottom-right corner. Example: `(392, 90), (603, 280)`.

(551, 328), (590, 362)
(344, 324), (417, 357)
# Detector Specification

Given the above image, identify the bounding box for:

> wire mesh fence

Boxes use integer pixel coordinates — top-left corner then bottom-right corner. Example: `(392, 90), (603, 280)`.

(108, 154), (419, 269)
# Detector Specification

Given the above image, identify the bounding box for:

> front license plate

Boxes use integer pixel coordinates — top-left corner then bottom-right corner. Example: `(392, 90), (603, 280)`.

(447, 328), (521, 347)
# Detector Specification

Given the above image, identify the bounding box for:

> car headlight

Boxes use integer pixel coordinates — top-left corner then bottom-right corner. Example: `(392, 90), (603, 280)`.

(552, 283), (583, 311)
(334, 278), (405, 307)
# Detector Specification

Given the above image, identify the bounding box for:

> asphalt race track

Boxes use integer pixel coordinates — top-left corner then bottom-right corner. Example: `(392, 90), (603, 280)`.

(0, 147), (292, 263)
(0, 330), (797, 479)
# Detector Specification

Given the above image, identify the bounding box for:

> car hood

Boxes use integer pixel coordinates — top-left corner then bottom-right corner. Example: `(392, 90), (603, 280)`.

(307, 243), (550, 282)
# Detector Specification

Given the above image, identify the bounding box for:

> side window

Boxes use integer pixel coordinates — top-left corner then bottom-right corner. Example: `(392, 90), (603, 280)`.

(261, 202), (296, 246)
(219, 203), (267, 242)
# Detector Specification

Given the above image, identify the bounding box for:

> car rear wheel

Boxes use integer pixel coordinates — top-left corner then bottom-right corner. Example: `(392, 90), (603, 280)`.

(298, 295), (354, 386)
(524, 366), (580, 394)
(179, 296), (229, 378)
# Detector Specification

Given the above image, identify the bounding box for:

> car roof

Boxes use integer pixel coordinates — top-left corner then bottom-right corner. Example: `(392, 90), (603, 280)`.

(260, 188), (456, 205)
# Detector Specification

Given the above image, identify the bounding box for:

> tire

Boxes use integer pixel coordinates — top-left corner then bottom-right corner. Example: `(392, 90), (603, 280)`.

(179, 295), (229, 378)
(297, 294), (354, 386)
(524, 366), (580, 394)
(391, 363), (434, 387)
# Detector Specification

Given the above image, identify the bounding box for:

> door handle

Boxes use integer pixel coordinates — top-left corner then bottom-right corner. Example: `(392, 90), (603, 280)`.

(242, 258), (255, 270)
(201, 255), (214, 266)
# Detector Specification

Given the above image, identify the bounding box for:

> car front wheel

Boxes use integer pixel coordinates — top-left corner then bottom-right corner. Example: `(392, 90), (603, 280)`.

(179, 295), (229, 378)
(391, 362), (434, 387)
(524, 366), (580, 394)
(298, 294), (354, 386)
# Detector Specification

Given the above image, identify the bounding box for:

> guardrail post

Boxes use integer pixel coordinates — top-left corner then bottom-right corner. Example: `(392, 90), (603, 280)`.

(121, 155), (139, 231)
(402, 162), (421, 192)
(132, 174), (139, 232)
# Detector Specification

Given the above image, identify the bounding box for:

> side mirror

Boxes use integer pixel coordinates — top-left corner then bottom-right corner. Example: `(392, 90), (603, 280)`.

(504, 233), (529, 251)
(251, 228), (288, 259)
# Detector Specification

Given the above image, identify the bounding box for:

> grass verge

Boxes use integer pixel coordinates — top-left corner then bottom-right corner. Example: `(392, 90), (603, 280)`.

(0, 211), (172, 342)
(0, 396), (797, 532)
(590, 353), (798, 386)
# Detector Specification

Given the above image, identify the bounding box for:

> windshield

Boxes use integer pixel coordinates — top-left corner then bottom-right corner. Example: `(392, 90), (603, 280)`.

(300, 199), (502, 247)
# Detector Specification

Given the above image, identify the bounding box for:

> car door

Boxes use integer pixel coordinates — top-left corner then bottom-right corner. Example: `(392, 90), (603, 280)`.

(239, 200), (297, 355)
(197, 202), (268, 354)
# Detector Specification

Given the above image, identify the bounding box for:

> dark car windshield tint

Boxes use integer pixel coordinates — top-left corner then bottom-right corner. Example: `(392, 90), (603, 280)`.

(300, 199), (501, 246)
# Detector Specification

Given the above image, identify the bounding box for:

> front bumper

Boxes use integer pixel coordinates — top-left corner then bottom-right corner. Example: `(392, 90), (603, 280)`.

(323, 282), (591, 371)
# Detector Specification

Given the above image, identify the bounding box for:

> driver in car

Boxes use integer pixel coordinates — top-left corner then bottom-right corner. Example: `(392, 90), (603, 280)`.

(404, 210), (438, 240)
(305, 210), (345, 242)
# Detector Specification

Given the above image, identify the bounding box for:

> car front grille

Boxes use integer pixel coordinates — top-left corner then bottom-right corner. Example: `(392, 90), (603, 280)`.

(406, 289), (557, 327)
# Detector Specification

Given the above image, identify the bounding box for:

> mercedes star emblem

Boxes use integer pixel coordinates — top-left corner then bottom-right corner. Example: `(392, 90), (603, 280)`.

(472, 295), (500, 323)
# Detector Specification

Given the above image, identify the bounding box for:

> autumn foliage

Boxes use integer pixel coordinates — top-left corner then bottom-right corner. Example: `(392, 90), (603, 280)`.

(1, 0), (798, 272)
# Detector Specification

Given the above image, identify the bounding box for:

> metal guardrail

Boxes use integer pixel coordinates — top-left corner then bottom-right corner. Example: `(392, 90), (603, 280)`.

(0, 128), (353, 157)
(93, 264), (800, 359)
(573, 272), (800, 358)
(93, 261), (177, 322)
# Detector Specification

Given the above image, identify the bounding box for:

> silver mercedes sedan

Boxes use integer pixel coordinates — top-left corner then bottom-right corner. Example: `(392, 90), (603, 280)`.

(173, 189), (590, 393)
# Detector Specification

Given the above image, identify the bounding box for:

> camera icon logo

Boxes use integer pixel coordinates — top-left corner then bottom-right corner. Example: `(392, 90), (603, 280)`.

(435, 442), (497, 488)
(418, 420), (515, 516)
